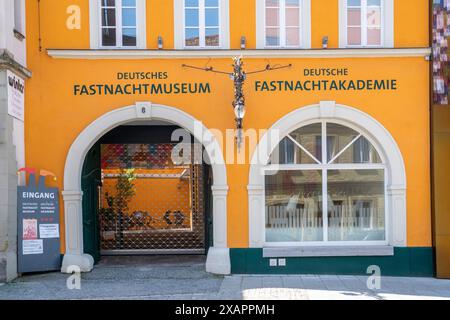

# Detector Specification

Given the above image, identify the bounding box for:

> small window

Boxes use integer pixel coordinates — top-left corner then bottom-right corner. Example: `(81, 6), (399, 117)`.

(184, 0), (221, 48)
(346, 0), (381, 46)
(100, 0), (137, 47)
(257, 0), (310, 49)
(265, 0), (302, 47)
(340, 0), (393, 47)
(14, 0), (23, 34)
(90, 0), (146, 49)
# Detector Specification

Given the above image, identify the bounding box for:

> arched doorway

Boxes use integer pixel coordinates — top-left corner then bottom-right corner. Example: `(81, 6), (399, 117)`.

(61, 103), (230, 275)
(248, 101), (407, 249)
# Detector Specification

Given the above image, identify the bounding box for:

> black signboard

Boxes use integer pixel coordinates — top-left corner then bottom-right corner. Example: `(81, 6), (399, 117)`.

(17, 173), (61, 273)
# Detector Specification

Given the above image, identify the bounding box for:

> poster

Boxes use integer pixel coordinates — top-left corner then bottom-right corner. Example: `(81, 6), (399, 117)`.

(17, 171), (61, 273)
(6, 70), (25, 121)
(39, 224), (60, 239)
(22, 240), (44, 255)
(23, 219), (38, 240)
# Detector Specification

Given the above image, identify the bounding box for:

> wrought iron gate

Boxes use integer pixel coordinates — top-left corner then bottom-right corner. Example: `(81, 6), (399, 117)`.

(98, 143), (205, 254)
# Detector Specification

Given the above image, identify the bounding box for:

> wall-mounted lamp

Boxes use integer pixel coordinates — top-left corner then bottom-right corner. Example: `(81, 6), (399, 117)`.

(182, 58), (292, 151)
(322, 36), (328, 49)
(158, 36), (163, 50)
(240, 36), (246, 50)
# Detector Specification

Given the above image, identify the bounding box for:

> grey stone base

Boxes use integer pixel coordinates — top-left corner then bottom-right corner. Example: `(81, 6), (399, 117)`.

(61, 254), (94, 273)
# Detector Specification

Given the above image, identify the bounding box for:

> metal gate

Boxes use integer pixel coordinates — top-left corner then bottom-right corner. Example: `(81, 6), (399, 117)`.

(98, 143), (205, 255)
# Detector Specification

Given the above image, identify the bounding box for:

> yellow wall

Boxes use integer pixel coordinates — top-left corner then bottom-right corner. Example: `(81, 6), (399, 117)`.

(25, 0), (431, 250)
(311, 0), (339, 49)
(32, 0), (429, 50)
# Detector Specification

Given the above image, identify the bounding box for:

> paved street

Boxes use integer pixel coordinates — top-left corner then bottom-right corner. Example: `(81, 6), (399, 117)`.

(1, 256), (450, 300)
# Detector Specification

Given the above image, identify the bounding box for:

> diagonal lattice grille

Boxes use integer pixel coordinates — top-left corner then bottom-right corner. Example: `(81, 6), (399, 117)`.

(99, 143), (205, 253)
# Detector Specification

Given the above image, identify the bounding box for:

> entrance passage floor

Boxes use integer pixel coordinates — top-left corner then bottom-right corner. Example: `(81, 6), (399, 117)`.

(1, 256), (450, 300)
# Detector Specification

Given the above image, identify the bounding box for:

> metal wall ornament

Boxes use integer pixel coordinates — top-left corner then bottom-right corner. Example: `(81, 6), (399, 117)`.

(183, 57), (292, 150)
(230, 57), (246, 148)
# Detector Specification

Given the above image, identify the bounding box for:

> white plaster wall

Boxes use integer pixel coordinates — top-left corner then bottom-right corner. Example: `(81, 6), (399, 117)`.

(0, 0), (27, 66)
(0, 0), (27, 282)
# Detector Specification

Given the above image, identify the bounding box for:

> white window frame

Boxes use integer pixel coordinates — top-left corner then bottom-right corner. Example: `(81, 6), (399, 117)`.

(256, 0), (311, 49)
(14, 0), (24, 34)
(89, 0), (147, 49)
(263, 120), (389, 247)
(174, 0), (230, 49)
(339, 0), (394, 48)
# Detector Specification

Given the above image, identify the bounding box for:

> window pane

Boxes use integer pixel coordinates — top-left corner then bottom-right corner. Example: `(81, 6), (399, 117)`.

(205, 8), (219, 27)
(205, 28), (219, 46)
(185, 9), (199, 27)
(266, 8), (279, 26)
(347, 27), (361, 45)
(266, 0), (279, 7)
(185, 0), (198, 7)
(347, 8), (361, 26)
(205, 0), (218, 7)
(122, 8), (136, 27)
(102, 28), (117, 46)
(286, 27), (300, 46)
(286, 0), (299, 7)
(185, 28), (199, 46)
(122, 0), (136, 6)
(269, 136), (317, 164)
(286, 7), (300, 27)
(101, 0), (115, 7)
(288, 123), (323, 163)
(327, 123), (359, 162)
(266, 27), (280, 46)
(328, 169), (385, 241)
(368, 0), (381, 6)
(333, 136), (381, 164)
(367, 7), (381, 26)
(265, 170), (323, 242)
(348, 0), (361, 6)
(367, 27), (381, 45)
(122, 28), (136, 46)
(102, 8), (116, 27)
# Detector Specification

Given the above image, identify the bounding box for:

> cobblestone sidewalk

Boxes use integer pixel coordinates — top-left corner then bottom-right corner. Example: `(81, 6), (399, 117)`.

(1, 256), (450, 300)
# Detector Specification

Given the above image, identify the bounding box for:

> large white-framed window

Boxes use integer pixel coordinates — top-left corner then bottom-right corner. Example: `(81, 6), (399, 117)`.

(174, 0), (230, 49)
(257, 0), (311, 49)
(339, 0), (394, 48)
(89, 0), (146, 49)
(264, 121), (388, 246)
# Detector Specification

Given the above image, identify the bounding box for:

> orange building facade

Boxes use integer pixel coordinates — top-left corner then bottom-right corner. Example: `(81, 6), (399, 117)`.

(23, 0), (433, 276)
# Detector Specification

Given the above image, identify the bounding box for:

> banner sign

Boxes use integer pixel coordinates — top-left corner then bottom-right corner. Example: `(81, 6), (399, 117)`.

(6, 70), (25, 121)
(17, 172), (61, 273)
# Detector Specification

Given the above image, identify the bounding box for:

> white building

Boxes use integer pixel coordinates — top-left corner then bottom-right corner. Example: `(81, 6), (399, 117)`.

(0, 0), (30, 283)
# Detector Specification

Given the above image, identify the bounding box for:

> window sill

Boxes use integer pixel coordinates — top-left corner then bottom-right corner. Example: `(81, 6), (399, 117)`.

(46, 48), (431, 60)
(13, 29), (25, 41)
(263, 246), (394, 258)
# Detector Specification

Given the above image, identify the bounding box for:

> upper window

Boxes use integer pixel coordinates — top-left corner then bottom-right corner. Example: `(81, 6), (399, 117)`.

(265, 0), (301, 47)
(340, 0), (393, 48)
(257, 0), (310, 49)
(184, 0), (220, 47)
(265, 122), (386, 245)
(14, 0), (24, 34)
(90, 0), (146, 49)
(175, 0), (229, 49)
(347, 0), (382, 46)
(101, 0), (137, 47)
